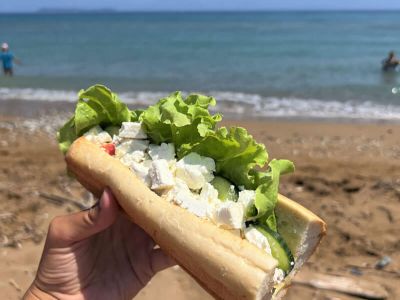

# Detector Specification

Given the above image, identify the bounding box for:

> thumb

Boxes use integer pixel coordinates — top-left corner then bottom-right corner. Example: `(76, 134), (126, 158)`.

(47, 188), (119, 247)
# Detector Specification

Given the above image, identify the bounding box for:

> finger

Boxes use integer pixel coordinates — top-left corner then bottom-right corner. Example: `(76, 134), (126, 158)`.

(131, 222), (156, 251)
(47, 188), (119, 247)
(150, 248), (177, 274)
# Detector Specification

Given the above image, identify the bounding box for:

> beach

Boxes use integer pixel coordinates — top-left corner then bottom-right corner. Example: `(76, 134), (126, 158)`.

(1, 8), (400, 300)
(1, 113), (399, 299)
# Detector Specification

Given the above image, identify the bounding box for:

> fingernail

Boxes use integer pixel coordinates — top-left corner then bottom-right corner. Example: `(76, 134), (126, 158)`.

(100, 189), (110, 210)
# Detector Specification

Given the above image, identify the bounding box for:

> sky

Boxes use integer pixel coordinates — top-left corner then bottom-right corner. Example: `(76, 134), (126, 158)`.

(1, 0), (400, 13)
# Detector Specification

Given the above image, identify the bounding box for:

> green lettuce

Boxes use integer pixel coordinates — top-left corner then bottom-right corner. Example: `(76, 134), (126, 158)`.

(252, 159), (295, 231)
(139, 91), (221, 148)
(57, 85), (136, 153)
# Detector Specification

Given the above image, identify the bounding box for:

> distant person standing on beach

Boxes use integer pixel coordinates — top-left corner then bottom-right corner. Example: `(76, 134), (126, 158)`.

(0, 43), (19, 76)
(382, 51), (400, 72)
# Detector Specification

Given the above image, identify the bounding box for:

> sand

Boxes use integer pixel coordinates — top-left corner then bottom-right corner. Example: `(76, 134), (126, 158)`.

(1, 116), (399, 299)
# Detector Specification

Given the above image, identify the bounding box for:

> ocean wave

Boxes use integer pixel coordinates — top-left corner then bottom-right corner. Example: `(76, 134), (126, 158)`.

(1, 87), (400, 121)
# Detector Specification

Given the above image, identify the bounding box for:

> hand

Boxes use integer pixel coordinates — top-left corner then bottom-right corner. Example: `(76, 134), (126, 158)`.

(24, 189), (176, 300)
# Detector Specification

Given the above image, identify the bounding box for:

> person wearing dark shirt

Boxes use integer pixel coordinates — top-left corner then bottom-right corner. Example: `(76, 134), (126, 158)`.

(382, 51), (400, 72)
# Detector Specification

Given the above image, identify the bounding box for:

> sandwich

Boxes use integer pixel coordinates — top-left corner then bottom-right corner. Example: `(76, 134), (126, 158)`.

(58, 85), (326, 299)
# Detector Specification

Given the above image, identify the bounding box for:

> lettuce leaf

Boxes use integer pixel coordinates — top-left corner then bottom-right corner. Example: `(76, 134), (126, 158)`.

(179, 126), (268, 189)
(139, 91), (221, 148)
(57, 117), (77, 154)
(251, 159), (295, 231)
(57, 85), (134, 153)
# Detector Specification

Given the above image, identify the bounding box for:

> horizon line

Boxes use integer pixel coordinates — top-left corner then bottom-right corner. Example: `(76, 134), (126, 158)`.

(1, 8), (400, 14)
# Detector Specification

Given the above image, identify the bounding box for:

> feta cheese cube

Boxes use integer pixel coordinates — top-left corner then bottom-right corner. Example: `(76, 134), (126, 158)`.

(120, 151), (146, 166)
(149, 159), (175, 190)
(148, 143), (176, 161)
(116, 139), (149, 158)
(176, 152), (215, 190)
(244, 226), (272, 255)
(238, 190), (256, 212)
(96, 131), (112, 144)
(131, 160), (152, 187)
(168, 179), (208, 218)
(118, 122), (147, 139)
(83, 126), (111, 144)
(199, 183), (219, 205)
(209, 201), (244, 229)
(165, 178), (208, 218)
(112, 134), (123, 145)
(165, 178), (190, 203)
(178, 195), (208, 218)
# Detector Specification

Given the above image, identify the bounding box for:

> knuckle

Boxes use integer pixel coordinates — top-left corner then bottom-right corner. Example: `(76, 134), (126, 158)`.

(85, 208), (98, 226)
(47, 216), (64, 239)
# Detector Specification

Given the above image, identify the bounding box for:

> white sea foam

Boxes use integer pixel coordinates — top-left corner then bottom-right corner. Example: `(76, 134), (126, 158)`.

(0, 88), (78, 102)
(1, 87), (400, 121)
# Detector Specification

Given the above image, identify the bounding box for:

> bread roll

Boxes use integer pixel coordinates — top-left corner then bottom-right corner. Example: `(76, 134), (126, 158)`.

(66, 137), (326, 300)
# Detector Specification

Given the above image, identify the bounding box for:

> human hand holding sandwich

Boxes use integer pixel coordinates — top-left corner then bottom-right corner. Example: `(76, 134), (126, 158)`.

(24, 189), (176, 300)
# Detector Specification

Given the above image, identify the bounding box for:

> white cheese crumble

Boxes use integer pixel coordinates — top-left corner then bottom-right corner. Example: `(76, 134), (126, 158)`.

(83, 126), (112, 144)
(96, 131), (113, 144)
(175, 152), (215, 190)
(115, 139), (149, 158)
(179, 195), (208, 218)
(118, 122), (147, 139)
(130, 160), (152, 187)
(148, 143), (176, 161)
(167, 179), (208, 217)
(209, 201), (244, 229)
(244, 226), (272, 255)
(238, 190), (255, 211)
(120, 151), (146, 166)
(164, 178), (189, 203)
(112, 134), (123, 145)
(199, 183), (219, 204)
(149, 159), (175, 190)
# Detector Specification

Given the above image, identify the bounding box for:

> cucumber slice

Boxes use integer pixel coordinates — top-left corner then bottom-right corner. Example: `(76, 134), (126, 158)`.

(211, 176), (238, 201)
(254, 224), (294, 273)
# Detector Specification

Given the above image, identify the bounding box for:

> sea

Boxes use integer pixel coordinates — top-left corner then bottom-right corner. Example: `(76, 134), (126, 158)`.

(1, 11), (400, 121)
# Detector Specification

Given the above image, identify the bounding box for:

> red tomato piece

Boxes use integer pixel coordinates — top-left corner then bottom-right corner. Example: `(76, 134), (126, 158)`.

(101, 143), (115, 156)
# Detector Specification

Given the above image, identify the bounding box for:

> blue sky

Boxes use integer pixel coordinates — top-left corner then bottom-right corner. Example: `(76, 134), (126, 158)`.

(1, 0), (400, 13)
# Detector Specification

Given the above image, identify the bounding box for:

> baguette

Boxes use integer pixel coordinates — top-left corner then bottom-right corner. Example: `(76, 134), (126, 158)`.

(66, 137), (326, 300)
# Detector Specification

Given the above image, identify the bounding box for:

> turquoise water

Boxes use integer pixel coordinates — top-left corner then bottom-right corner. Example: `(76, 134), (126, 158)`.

(1, 11), (400, 119)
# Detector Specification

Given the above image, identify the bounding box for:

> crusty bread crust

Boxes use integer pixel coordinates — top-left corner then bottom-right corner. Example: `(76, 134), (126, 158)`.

(66, 137), (326, 300)
(273, 195), (327, 298)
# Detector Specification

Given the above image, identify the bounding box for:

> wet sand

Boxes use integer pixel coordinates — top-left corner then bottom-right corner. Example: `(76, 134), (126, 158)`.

(1, 115), (399, 299)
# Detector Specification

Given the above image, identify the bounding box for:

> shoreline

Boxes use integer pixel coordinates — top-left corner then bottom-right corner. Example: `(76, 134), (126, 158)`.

(1, 99), (400, 125)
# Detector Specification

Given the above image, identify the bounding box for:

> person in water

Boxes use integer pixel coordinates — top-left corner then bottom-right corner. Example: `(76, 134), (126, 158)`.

(0, 43), (19, 76)
(382, 51), (400, 72)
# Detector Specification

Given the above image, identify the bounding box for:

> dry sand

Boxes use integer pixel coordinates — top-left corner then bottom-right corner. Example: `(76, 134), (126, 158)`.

(1, 116), (399, 299)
